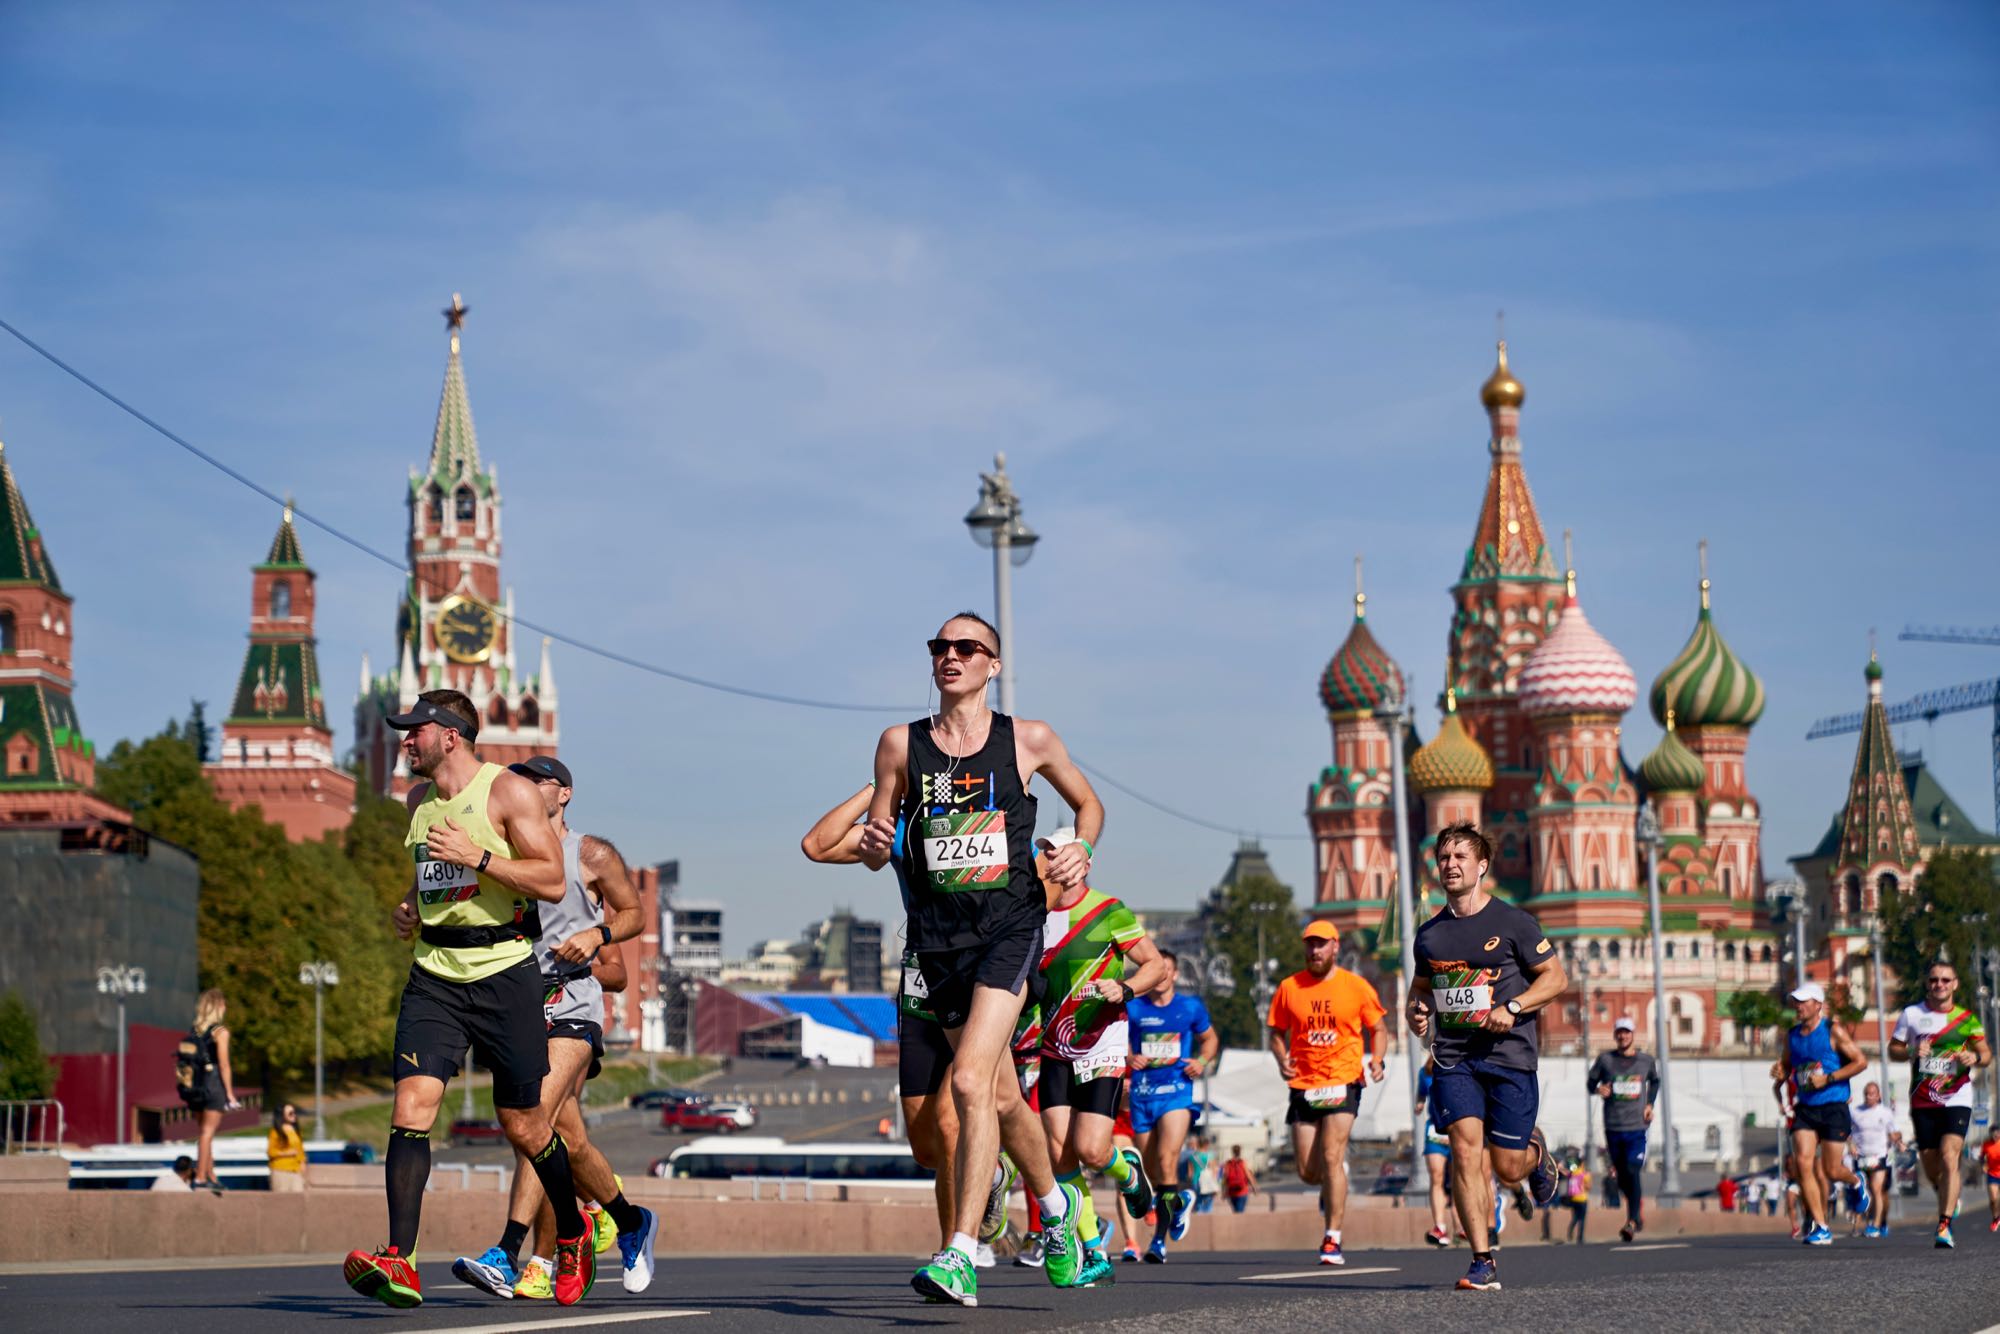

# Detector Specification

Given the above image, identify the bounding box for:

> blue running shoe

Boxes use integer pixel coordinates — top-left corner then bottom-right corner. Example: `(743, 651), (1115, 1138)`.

(1168, 1188), (1195, 1242)
(1143, 1237), (1167, 1264)
(616, 1206), (658, 1293)
(1525, 1129), (1560, 1209)
(1805, 1223), (1833, 1246)
(1935, 1220), (1955, 1249)
(451, 1246), (518, 1299)
(1456, 1256), (1501, 1291)
(1851, 1177), (1871, 1219)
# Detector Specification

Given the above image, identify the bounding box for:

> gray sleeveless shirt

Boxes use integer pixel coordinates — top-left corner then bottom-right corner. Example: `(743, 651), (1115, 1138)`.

(533, 831), (602, 981)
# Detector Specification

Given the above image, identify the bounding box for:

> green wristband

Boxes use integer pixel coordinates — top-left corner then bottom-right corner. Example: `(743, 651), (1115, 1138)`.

(1076, 838), (1094, 859)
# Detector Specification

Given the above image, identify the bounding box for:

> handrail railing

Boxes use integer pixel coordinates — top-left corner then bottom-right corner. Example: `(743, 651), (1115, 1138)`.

(1, 1099), (66, 1153)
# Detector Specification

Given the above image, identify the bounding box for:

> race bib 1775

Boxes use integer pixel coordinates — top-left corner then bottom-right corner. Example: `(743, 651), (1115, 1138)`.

(923, 812), (1011, 891)
(1140, 1034), (1182, 1062)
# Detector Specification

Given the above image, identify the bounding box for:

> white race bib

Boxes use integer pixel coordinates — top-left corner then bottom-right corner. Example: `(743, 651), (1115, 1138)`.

(922, 812), (1010, 891)
(1074, 1052), (1125, 1083)
(1612, 1077), (1644, 1099)
(1918, 1055), (1955, 1078)
(903, 965), (930, 1000)
(1140, 1034), (1182, 1061)
(1303, 1084), (1348, 1109)
(415, 849), (477, 904)
(1437, 984), (1492, 1018)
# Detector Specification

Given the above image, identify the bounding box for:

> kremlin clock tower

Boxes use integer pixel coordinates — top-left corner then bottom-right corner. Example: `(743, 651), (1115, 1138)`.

(354, 296), (559, 794)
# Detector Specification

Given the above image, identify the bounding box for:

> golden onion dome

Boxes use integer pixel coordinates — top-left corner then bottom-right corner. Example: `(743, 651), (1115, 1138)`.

(1408, 691), (1495, 794)
(1480, 339), (1525, 410)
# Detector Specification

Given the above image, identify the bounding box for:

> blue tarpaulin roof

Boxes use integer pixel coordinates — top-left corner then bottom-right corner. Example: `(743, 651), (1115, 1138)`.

(746, 993), (897, 1042)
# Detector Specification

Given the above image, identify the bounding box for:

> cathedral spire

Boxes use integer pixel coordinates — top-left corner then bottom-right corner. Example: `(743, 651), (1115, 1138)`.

(1460, 333), (1558, 586)
(1832, 651), (1921, 913)
(424, 293), (483, 487)
(0, 435), (62, 592)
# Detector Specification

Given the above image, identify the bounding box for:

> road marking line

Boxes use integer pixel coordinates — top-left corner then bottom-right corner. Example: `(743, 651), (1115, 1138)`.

(1615, 1243), (1690, 1252)
(436, 1311), (708, 1333)
(1240, 1265), (1399, 1281)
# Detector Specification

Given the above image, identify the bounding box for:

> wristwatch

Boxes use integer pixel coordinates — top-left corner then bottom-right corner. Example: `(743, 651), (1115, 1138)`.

(1118, 982), (1136, 1003)
(1504, 1000), (1523, 1017)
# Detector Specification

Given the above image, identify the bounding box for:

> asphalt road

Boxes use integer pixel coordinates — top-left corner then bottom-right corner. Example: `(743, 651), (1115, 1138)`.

(8, 1229), (1997, 1333)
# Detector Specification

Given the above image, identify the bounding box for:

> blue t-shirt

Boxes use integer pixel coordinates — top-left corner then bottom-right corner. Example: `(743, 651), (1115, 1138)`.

(1127, 992), (1212, 1097)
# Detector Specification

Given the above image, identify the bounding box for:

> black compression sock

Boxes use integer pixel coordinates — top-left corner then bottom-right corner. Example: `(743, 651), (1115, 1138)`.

(528, 1134), (587, 1239)
(386, 1126), (431, 1256)
(498, 1219), (530, 1264)
(1474, 1249), (1494, 1263)
(605, 1192), (644, 1235)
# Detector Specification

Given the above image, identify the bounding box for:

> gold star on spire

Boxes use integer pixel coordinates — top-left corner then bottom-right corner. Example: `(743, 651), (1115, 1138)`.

(443, 293), (469, 354)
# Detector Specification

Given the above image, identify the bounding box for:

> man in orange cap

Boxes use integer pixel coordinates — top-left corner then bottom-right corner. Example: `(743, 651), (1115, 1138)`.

(1267, 918), (1386, 1265)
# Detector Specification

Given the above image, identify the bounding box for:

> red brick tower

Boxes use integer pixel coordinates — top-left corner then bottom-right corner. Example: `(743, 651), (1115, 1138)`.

(1307, 558), (1407, 939)
(354, 295), (560, 793)
(0, 438), (128, 826)
(1444, 340), (1568, 897)
(206, 505), (358, 840)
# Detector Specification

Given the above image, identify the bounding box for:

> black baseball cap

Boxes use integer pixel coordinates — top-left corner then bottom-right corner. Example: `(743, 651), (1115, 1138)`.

(385, 698), (477, 740)
(509, 755), (573, 788)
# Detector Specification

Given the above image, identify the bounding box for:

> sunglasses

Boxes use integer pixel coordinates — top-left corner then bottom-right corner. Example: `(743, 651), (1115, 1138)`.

(927, 638), (996, 660)
(1927, 977), (1956, 985)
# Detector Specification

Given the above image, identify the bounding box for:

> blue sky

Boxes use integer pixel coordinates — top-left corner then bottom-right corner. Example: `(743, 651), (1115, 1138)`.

(3, 4), (1996, 954)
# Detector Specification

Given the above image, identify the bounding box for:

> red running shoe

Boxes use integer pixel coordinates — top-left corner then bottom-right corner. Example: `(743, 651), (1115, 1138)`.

(344, 1246), (422, 1309)
(553, 1230), (597, 1306)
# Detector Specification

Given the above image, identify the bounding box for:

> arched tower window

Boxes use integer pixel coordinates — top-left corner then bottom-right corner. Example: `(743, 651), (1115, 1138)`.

(456, 486), (477, 521)
(1760, 944), (1772, 963)
(1722, 865), (1733, 895)
(518, 697), (539, 728)
(269, 579), (291, 620)
(427, 487), (443, 527)
(1876, 871), (1898, 902)
(1590, 865), (1602, 890)
(0, 609), (13, 653)
(487, 697), (509, 727)
(1724, 942), (1737, 961)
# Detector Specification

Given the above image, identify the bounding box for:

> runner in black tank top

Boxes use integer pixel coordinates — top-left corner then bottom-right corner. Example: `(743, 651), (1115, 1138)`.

(858, 611), (1108, 1305)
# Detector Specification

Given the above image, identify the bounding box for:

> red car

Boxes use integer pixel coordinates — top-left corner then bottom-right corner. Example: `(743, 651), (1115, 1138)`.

(659, 1103), (742, 1133)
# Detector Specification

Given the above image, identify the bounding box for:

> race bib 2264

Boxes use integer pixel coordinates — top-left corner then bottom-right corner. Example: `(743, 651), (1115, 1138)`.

(923, 812), (1011, 891)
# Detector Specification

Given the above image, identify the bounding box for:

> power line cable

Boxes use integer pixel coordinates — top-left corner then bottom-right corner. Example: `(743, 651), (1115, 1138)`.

(0, 310), (1306, 836)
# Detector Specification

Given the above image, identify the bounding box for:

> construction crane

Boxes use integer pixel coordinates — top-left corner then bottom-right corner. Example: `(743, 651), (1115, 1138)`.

(1901, 625), (2000, 647)
(1808, 677), (2000, 835)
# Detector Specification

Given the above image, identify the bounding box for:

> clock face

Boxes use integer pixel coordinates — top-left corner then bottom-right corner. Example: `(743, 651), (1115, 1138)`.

(435, 595), (499, 664)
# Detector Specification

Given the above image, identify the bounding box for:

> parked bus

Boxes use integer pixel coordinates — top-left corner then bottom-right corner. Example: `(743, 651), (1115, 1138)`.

(652, 1136), (928, 1186)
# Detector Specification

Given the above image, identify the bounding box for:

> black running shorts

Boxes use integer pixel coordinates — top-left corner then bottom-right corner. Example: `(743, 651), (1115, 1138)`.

(915, 916), (1040, 1030)
(1791, 1100), (1852, 1143)
(899, 1009), (953, 1099)
(1285, 1082), (1367, 1125)
(1910, 1105), (1972, 1151)
(392, 958), (550, 1109)
(1037, 1059), (1122, 1119)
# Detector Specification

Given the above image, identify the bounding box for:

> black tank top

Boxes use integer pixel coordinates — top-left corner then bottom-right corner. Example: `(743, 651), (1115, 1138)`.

(898, 711), (1042, 952)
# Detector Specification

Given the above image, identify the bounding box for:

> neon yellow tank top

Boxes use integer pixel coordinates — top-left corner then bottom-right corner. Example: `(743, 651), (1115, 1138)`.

(405, 762), (533, 982)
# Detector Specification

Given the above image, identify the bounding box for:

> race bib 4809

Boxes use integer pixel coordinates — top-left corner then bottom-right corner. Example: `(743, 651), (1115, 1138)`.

(923, 812), (1011, 891)
(414, 847), (479, 906)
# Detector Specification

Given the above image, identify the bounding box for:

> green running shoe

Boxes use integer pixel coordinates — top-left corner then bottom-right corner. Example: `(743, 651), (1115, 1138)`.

(912, 1248), (978, 1307)
(981, 1151), (1019, 1243)
(1117, 1147), (1154, 1220)
(1041, 1182), (1087, 1288)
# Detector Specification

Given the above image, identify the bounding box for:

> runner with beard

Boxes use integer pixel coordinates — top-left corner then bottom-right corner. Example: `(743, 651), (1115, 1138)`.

(1408, 823), (1566, 1293)
(860, 613), (1104, 1306)
(344, 691), (594, 1309)
(1889, 960), (1992, 1249)
(1587, 1016), (1659, 1243)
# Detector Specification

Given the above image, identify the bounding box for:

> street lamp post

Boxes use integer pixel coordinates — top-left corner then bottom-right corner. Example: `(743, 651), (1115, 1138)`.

(1636, 805), (1681, 1198)
(96, 965), (147, 1145)
(1381, 686), (1428, 1192)
(1566, 942), (1599, 1171)
(298, 961), (340, 1141)
(963, 453), (1038, 716)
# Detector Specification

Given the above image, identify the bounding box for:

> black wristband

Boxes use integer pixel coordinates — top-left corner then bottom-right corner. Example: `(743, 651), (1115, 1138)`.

(599, 923), (613, 947)
(1119, 981), (1135, 1003)
(476, 850), (491, 874)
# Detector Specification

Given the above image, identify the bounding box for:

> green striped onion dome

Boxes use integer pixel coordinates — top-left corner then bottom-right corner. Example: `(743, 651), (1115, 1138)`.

(1640, 714), (1705, 792)
(1649, 597), (1764, 729)
(1409, 696), (1494, 793)
(1319, 601), (1405, 717)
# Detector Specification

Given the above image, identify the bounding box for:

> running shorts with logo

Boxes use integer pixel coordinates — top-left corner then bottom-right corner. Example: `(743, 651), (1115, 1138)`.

(1429, 1058), (1538, 1149)
(1285, 1081), (1366, 1125)
(898, 947), (952, 1098)
(1604, 1128), (1648, 1173)
(393, 957), (549, 1107)
(1792, 1100), (1852, 1142)
(542, 972), (605, 1077)
(1910, 1106), (1971, 1151)
(1039, 1058), (1122, 1119)
(1126, 991), (1210, 1135)
(1128, 1085), (1196, 1135)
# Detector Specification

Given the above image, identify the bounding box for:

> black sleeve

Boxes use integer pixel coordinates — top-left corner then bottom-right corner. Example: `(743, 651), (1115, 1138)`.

(1587, 1055), (1606, 1089)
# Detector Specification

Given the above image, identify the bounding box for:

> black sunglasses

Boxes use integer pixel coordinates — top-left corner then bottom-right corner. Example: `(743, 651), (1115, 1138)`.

(927, 638), (996, 660)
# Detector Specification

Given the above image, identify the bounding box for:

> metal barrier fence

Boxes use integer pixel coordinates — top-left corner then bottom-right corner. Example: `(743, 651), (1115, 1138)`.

(1, 1100), (66, 1153)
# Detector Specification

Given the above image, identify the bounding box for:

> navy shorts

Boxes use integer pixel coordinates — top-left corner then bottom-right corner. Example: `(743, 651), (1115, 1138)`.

(1430, 1057), (1539, 1150)
(1128, 1085), (1198, 1135)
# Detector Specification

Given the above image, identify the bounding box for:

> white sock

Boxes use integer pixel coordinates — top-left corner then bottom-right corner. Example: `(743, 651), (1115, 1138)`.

(1325, 1229), (1338, 1241)
(1037, 1187), (1068, 1220)
(949, 1231), (978, 1260)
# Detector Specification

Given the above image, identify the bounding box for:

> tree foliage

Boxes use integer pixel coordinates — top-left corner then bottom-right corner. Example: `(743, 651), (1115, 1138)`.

(1200, 872), (1308, 1048)
(95, 723), (412, 1094)
(1724, 988), (1788, 1051)
(0, 992), (55, 1100)
(1879, 847), (2000, 1009)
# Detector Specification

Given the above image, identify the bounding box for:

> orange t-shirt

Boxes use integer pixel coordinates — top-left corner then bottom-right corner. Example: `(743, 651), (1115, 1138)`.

(1983, 1139), (2000, 1178)
(1267, 967), (1386, 1089)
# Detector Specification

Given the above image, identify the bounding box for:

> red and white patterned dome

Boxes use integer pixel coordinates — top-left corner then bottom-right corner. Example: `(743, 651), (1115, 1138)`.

(1518, 591), (1636, 718)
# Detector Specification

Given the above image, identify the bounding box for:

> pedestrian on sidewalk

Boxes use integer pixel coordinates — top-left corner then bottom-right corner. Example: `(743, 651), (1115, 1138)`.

(268, 1102), (306, 1192)
(176, 989), (239, 1192)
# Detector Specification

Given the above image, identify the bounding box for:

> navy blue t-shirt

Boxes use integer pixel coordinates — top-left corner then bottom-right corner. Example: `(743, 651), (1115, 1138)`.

(1127, 992), (1213, 1097)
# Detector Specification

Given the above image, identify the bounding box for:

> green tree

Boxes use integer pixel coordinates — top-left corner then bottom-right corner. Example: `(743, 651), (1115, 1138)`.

(94, 724), (414, 1094)
(1879, 848), (2000, 1008)
(1724, 989), (1788, 1052)
(1201, 872), (1308, 1047)
(0, 992), (55, 1099)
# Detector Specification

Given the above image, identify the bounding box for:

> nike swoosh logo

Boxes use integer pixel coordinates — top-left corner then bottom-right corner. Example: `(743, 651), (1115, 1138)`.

(400, 1052), (419, 1067)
